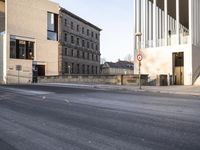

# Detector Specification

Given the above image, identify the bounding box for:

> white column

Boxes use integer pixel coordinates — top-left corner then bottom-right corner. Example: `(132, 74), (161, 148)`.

(146, 0), (149, 44)
(176, 0), (180, 45)
(134, 0), (137, 49)
(137, 0), (141, 33)
(149, 1), (152, 43)
(153, 0), (157, 47)
(189, 0), (193, 45)
(164, 0), (168, 46)
(143, 0), (147, 48)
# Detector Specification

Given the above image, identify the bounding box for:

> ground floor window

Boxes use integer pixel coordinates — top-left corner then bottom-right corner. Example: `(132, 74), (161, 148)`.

(10, 38), (34, 60)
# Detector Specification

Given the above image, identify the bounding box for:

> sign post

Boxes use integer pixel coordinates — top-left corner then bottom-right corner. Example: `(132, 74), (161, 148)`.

(135, 32), (142, 90)
(16, 65), (22, 84)
(137, 53), (143, 89)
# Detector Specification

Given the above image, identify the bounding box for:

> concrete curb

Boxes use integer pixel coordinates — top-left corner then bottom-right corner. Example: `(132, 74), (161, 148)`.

(39, 83), (200, 97)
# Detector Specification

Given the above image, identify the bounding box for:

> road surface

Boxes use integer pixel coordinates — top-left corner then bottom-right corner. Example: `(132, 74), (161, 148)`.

(0, 84), (199, 150)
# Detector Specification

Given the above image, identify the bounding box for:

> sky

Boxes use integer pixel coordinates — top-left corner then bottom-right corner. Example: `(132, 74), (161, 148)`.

(52, 0), (134, 62)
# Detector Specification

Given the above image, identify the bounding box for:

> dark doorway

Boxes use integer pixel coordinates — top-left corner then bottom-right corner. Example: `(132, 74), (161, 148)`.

(173, 52), (184, 85)
(37, 65), (45, 76)
(32, 65), (45, 83)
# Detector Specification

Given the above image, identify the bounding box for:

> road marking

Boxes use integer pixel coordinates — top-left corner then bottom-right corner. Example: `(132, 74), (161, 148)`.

(64, 99), (70, 103)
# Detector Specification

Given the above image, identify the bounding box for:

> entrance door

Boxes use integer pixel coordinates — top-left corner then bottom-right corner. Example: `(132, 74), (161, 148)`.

(32, 65), (45, 83)
(37, 65), (45, 76)
(173, 52), (184, 85)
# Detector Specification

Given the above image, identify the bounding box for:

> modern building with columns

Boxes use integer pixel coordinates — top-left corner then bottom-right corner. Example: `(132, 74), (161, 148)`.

(134, 0), (200, 85)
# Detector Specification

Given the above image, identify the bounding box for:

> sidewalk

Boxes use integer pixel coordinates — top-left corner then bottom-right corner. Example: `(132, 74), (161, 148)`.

(40, 83), (200, 97)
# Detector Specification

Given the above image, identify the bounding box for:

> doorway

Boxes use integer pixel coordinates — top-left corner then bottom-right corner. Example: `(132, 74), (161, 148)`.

(173, 52), (184, 85)
(32, 64), (45, 83)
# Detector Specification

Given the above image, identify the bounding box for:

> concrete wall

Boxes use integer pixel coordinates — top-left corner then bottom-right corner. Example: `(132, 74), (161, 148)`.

(6, 0), (59, 83)
(7, 59), (32, 84)
(0, 1), (5, 32)
(38, 74), (148, 86)
(101, 68), (134, 75)
(135, 44), (193, 85)
(192, 45), (200, 85)
(0, 35), (3, 83)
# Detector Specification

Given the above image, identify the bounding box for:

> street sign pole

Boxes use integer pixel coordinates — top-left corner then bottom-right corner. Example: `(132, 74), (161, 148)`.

(135, 32), (142, 90)
(18, 70), (19, 84)
(16, 65), (22, 84)
(139, 61), (141, 89)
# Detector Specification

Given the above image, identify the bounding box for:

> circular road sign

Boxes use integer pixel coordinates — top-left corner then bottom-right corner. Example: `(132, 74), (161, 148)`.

(137, 53), (143, 61)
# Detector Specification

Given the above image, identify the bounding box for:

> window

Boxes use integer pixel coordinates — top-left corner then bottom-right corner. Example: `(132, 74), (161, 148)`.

(77, 64), (80, 74)
(64, 33), (67, 42)
(87, 53), (90, 59)
(92, 66), (94, 74)
(77, 38), (80, 45)
(83, 52), (85, 59)
(47, 12), (58, 41)
(96, 33), (98, 39)
(91, 32), (94, 37)
(82, 64), (85, 74)
(87, 41), (90, 49)
(87, 29), (89, 36)
(82, 40), (85, 47)
(96, 45), (98, 51)
(10, 39), (16, 58)
(92, 54), (94, 61)
(64, 62), (69, 73)
(77, 25), (79, 32)
(71, 36), (74, 44)
(96, 55), (98, 61)
(72, 63), (74, 74)
(71, 21), (74, 30)
(64, 19), (67, 26)
(82, 27), (85, 34)
(87, 65), (89, 74)
(96, 66), (98, 74)
(10, 39), (34, 60)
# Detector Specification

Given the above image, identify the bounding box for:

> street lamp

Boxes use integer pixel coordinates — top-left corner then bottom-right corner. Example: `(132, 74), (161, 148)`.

(135, 32), (142, 89)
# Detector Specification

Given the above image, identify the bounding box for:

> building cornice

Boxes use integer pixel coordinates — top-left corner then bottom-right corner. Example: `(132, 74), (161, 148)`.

(60, 7), (102, 32)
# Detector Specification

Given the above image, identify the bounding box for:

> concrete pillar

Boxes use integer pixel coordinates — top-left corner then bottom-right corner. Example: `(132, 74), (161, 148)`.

(146, 0), (149, 45)
(189, 0), (193, 45)
(164, 0), (168, 46)
(176, 0), (180, 45)
(153, 0), (157, 47)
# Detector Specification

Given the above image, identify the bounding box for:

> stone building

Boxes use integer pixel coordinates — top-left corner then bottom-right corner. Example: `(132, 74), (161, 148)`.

(59, 8), (101, 75)
(101, 61), (134, 75)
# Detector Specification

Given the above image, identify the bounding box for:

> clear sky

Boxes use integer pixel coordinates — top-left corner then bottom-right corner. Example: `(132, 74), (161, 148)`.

(52, 0), (134, 62)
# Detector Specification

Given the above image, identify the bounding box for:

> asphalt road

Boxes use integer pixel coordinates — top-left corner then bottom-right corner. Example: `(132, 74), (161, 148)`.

(0, 84), (200, 150)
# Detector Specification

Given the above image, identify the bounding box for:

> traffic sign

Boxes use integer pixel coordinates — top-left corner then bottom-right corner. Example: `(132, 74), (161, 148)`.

(16, 65), (22, 71)
(137, 53), (143, 61)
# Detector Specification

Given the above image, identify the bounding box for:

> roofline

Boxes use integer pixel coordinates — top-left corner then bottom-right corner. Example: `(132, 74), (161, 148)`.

(60, 7), (102, 32)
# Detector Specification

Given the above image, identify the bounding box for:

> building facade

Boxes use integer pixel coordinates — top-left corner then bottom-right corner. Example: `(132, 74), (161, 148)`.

(134, 0), (200, 85)
(0, 0), (60, 84)
(0, 0), (101, 84)
(101, 61), (134, 75)
(59, 8), (101, 75)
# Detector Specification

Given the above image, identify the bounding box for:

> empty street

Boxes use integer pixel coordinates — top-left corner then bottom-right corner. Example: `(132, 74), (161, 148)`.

(0, 84), (200, 150)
